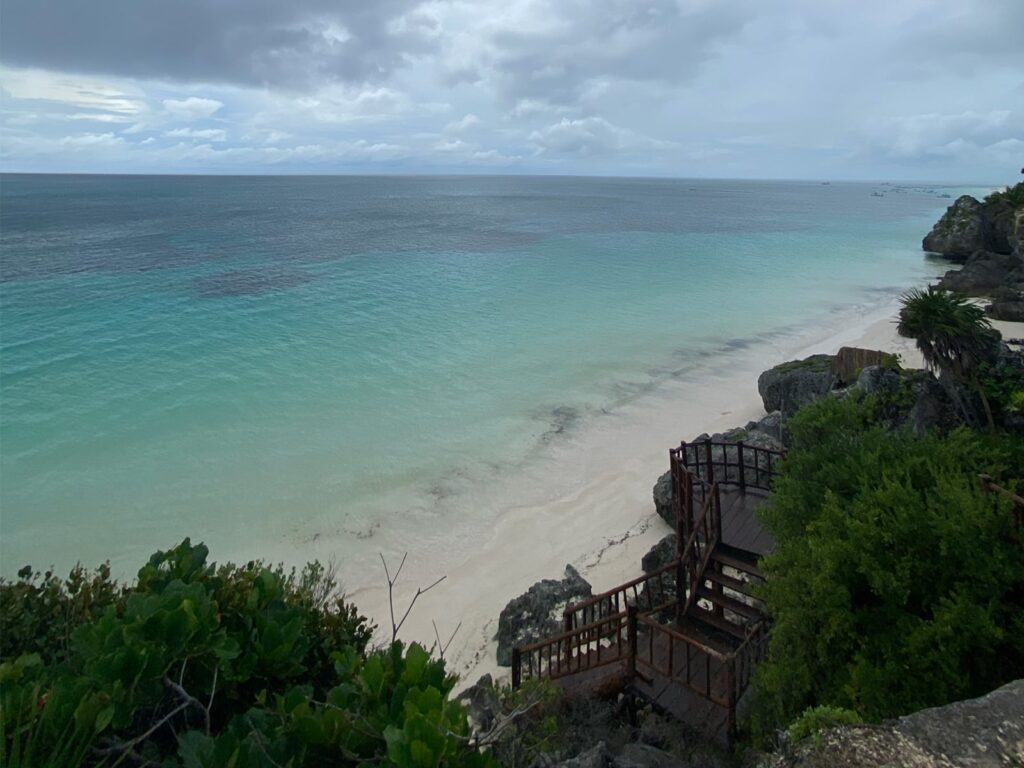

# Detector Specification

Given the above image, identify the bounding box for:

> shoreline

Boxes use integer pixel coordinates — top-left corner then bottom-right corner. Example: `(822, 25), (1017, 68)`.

(342, 290), (962, 690)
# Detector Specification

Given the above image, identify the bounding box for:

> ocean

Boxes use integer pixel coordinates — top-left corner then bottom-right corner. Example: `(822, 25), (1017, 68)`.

(0, 174), (972, 582)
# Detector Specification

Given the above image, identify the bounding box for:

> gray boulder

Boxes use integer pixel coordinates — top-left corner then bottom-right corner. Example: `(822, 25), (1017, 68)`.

(642, 534), (678, 573)
(653, 470), (674, 529)
(1010, 208), (1024, 258)
(987, 299), (1024, 322)
(937, 250), (1024, 296)
(758, 355), (837, 416)
(854, 365), (902, 396)
(905, 371), (958, 437)
(759, 678), (1024, 768)
(613, 744), (687, 768)
(922, 195), (986, 258)
(455, 674), (502, 734)
(496, 565), (592, 666)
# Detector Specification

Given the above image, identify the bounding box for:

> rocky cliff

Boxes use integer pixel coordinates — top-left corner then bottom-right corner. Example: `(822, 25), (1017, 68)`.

(760, 678), (1024, 768)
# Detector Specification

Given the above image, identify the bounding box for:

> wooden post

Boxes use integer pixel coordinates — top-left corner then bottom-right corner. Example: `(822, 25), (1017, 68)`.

(627, 605), (638, 682)
(704, 438), (714, 485)
(726, 659), (737, 749)
(511, 648), (522, 689)
(737, 441), (746, 493)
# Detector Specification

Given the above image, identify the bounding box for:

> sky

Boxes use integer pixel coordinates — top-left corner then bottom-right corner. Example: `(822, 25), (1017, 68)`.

(0, 0), (1022, 181)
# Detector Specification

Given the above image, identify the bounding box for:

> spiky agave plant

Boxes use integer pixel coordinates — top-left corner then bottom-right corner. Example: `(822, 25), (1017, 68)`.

(897, 286), (999, 429)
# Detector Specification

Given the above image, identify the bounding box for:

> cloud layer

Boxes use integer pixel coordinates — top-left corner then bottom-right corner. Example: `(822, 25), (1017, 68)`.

(1, 0), (1021, 180)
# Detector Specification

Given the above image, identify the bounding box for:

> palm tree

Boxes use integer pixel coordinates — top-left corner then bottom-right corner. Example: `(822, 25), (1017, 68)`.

(897, 286), (999, 429)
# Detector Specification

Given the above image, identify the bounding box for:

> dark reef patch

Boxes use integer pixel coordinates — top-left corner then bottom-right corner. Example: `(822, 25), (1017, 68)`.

(192, 267), (313, 298)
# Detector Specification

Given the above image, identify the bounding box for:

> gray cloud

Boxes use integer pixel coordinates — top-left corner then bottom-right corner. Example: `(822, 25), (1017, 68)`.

(0, 0), (429, 88)
(437, 0), (754, 109)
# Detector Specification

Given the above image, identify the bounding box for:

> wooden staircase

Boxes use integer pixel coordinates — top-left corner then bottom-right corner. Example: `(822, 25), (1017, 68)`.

(511, 439), (781, 747)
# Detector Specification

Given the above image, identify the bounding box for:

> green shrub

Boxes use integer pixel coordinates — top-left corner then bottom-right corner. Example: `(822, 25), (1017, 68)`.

(753, 395), (1024, 742)
(0, 540), (494, 767)
(786, 705), (862, 746)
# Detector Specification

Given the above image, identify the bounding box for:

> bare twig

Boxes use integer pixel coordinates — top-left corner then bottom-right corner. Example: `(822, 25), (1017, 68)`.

(164, 676), (211, 734)
(380, 553), (446, 643)
(431, 620), (462, 660)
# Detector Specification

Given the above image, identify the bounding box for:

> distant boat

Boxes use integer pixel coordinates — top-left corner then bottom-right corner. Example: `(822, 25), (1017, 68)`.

(821, 181), (831, 185)
(870, 191), (884, 197)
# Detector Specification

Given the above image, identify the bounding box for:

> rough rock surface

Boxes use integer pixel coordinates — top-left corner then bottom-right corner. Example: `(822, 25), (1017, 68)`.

(987, 298), (1024, 322)
(496, 565), (592, 666)
(642, 533), (678, 573)
(922, 194), (1018, 259)
(759, 678), (1024, 768)
(937, 249), (1024, 296)
(1010, 208), (1024, 258)
(922, 195), (987, 258)
(853, 365), (902, 396)
(652, 413), (786, 530)
(758, 355), (837, 416)
(455, 674), (502, 734)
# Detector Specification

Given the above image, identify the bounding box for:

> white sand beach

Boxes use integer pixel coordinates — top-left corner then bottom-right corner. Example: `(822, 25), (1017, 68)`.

(343, 298), (1022, 692)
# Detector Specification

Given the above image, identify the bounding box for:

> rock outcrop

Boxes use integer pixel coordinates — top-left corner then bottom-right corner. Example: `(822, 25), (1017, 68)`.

(496, 565), (592, 666)
(922, 195), (987, 259)
(757, 355), (836, 416)
(922, 193), (1018, 259)
(652, 412), (786, 530)
(759, 678), (1024, 768)
(936, 249), (1024, 296)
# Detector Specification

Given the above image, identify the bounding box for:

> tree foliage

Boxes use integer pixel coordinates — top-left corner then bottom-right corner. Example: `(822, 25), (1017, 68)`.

(752, 393), (1024, 741)
(0, 540), (494, 768)
(897, 286), (1000, 428)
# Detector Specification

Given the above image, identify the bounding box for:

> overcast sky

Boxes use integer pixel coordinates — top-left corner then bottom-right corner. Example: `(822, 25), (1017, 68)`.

(1, 0), (1021, 181)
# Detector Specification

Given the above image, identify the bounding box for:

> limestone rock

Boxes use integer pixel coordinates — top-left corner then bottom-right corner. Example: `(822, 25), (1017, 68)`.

(922, 195), (986, 258)
(987, 298), (1024, 322)
(642, 534), (678, 573)
(496, 565), (592, 666)
(904, 371), (957, 437)
(937, 249), (1024, 296)
(455, 674), (502, 734)
(653, 470), (674, 529)
(854, 365), (902, 396)
(758, 355), (837, 416)
(759, 678), (1024, 768)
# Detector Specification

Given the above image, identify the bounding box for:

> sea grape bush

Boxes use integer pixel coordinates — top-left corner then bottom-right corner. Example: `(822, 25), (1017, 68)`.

(753, 393), (1024, 742)
(0, 539), (495, 767)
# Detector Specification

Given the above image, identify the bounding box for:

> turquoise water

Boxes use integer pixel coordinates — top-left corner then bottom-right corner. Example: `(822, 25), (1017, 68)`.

(0, 176), (968, 576)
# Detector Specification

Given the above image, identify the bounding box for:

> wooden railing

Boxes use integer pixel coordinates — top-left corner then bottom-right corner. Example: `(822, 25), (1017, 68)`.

(671, 438), (784, 497)
(635, 614), (768, 745)
(679, 482), (721, 618)
(636, 613), (730, 706)
(511, 610), (630, 688)
(563, 559), (680, 631)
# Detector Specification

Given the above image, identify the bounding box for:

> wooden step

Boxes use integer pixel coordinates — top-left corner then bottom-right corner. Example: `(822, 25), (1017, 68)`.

(711, 542), (764, 579)
(702, 569), (762, 601)
(672, 614), (739, 656)
(686, 605), (749, 640)
(696, 586), (765, 622)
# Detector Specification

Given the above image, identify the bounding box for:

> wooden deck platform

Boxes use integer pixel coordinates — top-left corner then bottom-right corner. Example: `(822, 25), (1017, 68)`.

(718, 487), (773, 555)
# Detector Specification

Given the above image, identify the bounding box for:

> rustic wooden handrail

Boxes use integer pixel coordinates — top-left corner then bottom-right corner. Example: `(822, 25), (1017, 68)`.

(678, 482), (721, 618)
(564, 558), (680, 630)
(673, 439), (784, 496)
(635, 615), (730, 707)
(512, 610), (630, 688)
